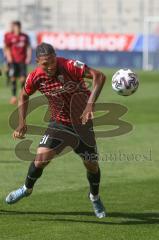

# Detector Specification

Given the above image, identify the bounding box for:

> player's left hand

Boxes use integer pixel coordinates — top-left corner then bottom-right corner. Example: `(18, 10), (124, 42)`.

(80, 103), (94, 125)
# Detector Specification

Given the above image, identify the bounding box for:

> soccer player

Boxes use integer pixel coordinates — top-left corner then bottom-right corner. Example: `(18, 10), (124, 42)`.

(4, 21), (32, 104)
(6, 43), (106, 218)
(3, 21), (14, 86)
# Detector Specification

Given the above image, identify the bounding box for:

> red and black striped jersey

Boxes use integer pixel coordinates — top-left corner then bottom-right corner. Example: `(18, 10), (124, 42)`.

(24, 57), (91, 125)
(4, 32), (30, 63)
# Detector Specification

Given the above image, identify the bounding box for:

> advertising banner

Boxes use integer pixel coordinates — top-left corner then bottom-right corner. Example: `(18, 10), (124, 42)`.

(37, 32), (136, 51)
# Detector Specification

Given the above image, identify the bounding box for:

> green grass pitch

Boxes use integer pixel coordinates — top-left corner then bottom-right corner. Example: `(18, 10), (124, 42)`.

(0, 68), (159, 240)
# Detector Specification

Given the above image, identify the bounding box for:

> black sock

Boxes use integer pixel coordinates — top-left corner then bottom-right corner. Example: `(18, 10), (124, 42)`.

(25, 162), (43, 189)
(11, 81), (17, 96)
(87, 168), (101, 196)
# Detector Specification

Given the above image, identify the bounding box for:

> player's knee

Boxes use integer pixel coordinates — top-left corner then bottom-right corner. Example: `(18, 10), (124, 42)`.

(35, 147), (55, 168)
(83, 160), (99, 173)
(11, 78), (16, 82)
(34, 153), (50, 168)
(19, 76), (25, 82)
(34, 158), (50, 169)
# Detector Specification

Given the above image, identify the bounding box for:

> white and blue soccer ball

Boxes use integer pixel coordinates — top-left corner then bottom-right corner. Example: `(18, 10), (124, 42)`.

(112, 69), (139, 96)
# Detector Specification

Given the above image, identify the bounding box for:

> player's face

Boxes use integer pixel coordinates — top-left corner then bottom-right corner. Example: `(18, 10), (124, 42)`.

(37, 54), (57, 76)
(13, 24), (21, 35)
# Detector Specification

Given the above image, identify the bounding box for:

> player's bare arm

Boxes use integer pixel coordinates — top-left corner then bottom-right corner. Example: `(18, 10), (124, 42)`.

(13, 88), (29, 139)
(25, 45), (32, 64)
(81, 67), (106, 124)
(3, 44), (12, 63)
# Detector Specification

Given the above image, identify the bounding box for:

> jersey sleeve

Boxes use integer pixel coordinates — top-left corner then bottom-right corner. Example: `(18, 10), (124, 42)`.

(66, 59), (87, 79)
(24, 72), (37, 95)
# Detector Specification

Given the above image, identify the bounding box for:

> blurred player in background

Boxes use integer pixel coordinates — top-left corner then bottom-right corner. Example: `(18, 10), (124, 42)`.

(3, 21), (14, 86)
(6, 42), (106, 218)
(4, 21), (32, 104)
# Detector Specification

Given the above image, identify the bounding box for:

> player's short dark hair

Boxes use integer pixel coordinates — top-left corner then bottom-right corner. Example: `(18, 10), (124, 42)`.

(12, 21), (21, 28)
(36, 42), (56, 58)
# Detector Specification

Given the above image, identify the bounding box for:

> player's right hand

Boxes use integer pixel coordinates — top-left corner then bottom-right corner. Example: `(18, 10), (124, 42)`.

(13, 125), (27, 139)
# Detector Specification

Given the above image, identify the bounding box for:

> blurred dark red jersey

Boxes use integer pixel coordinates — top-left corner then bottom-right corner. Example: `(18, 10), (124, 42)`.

(4, 32), (30, 63)
(24, 57), (91, 125)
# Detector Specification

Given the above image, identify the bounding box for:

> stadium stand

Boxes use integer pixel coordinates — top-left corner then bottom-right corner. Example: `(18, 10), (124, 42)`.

(0, 0), (159, 33)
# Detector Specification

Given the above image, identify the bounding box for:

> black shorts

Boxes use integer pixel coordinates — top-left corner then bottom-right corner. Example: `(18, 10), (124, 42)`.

(9, 63), (27, 78)
(39, 120), (98, 161)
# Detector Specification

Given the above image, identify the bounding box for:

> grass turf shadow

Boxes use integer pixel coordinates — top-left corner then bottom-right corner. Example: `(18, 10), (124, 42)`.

(0, 210), (159, 225)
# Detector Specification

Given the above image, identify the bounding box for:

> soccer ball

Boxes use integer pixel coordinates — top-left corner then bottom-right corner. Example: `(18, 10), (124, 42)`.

(112, 69), (139, 96)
